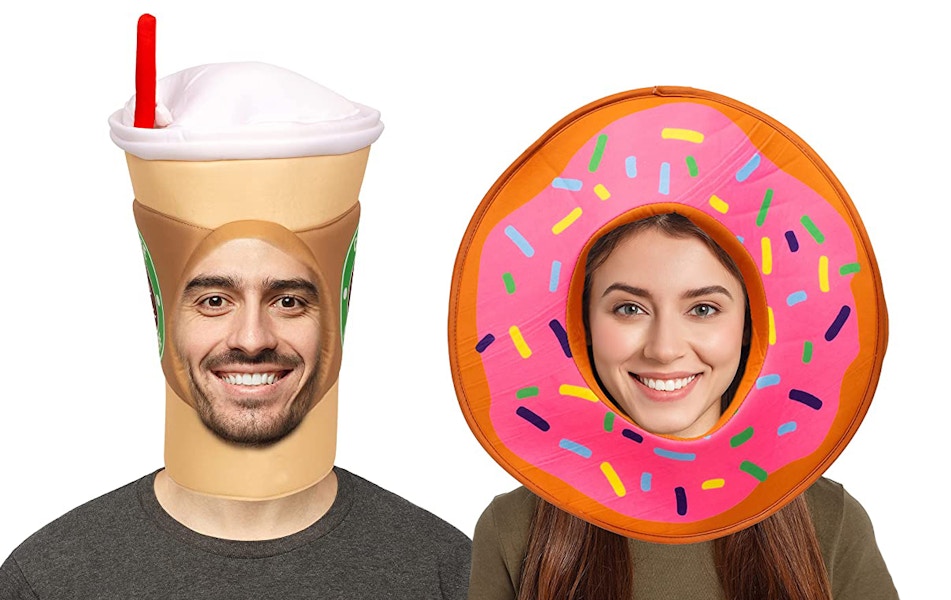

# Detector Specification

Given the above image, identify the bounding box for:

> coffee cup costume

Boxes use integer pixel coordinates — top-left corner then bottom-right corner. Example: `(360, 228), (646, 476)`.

(109, 61), (382, 500)
(449, 87), (887, 543)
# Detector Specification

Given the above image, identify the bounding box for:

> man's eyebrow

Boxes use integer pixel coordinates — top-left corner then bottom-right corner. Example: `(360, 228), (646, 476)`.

(265, 278), (320, 299)
(183, 275), (240, 296)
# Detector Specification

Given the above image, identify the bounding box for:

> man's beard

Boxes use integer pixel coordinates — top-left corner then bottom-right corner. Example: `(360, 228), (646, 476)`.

(184, 348), (320, 447)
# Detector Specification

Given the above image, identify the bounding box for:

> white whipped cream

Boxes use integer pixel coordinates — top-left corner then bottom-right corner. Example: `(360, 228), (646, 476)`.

(109, 62), (383, 160)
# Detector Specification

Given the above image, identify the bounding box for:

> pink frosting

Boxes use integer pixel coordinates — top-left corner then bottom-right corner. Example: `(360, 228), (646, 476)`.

(475, 102), (859, 523)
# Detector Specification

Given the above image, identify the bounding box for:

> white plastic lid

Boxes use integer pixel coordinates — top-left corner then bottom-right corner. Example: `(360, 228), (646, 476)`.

(109, 62), (383, 160)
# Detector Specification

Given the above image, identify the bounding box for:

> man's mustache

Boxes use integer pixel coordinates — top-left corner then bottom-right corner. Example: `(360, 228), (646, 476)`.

(202, 349), (302, 370)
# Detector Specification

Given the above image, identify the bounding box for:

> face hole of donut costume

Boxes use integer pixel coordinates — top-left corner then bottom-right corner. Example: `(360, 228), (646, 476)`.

(448, 86), (888, 543)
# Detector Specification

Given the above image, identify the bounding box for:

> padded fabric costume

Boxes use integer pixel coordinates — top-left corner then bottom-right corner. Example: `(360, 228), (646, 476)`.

(449, 86), (888, 543)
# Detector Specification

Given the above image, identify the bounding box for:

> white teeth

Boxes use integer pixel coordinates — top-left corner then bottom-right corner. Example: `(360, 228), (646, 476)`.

(221, 372), (281, 386)
(638, 375), (696, 391)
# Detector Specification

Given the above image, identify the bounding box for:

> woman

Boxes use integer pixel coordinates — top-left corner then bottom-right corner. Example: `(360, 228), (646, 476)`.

(467, 213), (896, 600)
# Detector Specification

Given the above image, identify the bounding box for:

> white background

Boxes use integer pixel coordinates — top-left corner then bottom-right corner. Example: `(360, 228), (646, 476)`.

(0, 1), (944, 596)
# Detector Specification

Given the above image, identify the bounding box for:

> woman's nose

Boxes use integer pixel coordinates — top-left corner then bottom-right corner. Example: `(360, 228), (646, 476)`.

(642, 315), (687, 363)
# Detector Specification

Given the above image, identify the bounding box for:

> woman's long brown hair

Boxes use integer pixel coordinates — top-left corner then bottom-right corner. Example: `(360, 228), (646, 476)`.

(517, 214), (833, 600)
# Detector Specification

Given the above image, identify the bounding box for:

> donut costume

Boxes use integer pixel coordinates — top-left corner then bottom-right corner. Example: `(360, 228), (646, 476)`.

(448, 86), (887, 543)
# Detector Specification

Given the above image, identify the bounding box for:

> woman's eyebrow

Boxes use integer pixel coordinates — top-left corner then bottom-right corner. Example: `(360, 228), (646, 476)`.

(682, 285), (734, 300)
(602, 283), (651, 299)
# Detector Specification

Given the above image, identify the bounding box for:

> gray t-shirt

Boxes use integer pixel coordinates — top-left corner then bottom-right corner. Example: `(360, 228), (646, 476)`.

(0, 468), (471, 599)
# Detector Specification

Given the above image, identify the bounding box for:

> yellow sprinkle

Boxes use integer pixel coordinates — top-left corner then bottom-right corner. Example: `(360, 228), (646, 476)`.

(593, 184), (611, 200)
(709, 195), (729, 214)
(761, 237), (772, 275)
(559, 384), (599, 402)
(768, 306), (776, 345)
(818, 255), (830, 292)
(552, 207), (583, 235)
(661, 128), (704, 144)
(600, 462), (627, 497)
(509, 326), (532, 358)
(702, 478), (725, 490)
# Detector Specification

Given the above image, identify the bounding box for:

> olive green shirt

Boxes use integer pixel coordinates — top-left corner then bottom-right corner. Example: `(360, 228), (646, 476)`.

(468, 477), (897, 599)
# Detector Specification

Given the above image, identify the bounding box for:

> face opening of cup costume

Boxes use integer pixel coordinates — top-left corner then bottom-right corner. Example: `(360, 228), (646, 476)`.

(449, 87), (889, 547)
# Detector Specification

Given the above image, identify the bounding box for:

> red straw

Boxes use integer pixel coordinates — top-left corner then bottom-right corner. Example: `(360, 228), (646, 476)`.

(134, 14), (157, 128)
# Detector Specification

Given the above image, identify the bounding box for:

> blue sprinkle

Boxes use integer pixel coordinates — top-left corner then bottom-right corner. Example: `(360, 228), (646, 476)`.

(559, 438), (593, 458)
(552, 178), (582, 191)
(475, 334), (495, 353)
(548, 319), (572, 358)
(625, 156), (637, 178)
(659, 162), (671, 195)
(785, 230), (800, 252)
(825, 305), (851, 342)
(756, 374), (781, 389)
(777, 421), (798, 436)
(653, 448), (696, 461)
(622, 429), (643, 443)
(641, 472), (652, 492)
(789, 389), (823, 410)
(516, 406), (550, 431)
(549, 260), (562, 292)
(737, 236), (745, 243)
(675, 487), (688, 516)
(787, 290), (808, 306)
(504, 225), (535, 258)
(736, 153), (761, 182)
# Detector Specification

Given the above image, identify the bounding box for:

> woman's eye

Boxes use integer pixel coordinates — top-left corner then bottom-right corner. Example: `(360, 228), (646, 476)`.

(690, 304), (719, 318)
(615, 304), (644, 317)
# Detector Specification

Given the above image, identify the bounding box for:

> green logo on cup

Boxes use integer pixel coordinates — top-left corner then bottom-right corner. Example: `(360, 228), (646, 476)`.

(138, 231), (165, 358)
(340, 227), (358, 341)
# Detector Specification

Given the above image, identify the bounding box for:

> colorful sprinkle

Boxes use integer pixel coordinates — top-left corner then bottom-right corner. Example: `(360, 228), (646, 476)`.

(552, 207), (583, 235)
(818, 256), (830, 292)
(787, 290), (808, 306)
(756, 374), (781, 389)
(730, 426), (754, 448)
(516, 386), (539, 399)
(736, 153), (761, 182)
(502, 272), (516, 294)
(840, 262), (861, 276)
(560, 384), (598, 402)
(659, 163), (671, 195)
(594, 184), (611, 200)
(549, 261), (562, 292)
(802, 341), (814, 363)
(709, 195), (729, 214)
(559, 438), (593, 459)
(504, 225), (535, 257)
(761, 237), (773, 275)
(603, 412), (615, 432)
(625, 156), (637, 178)
(740, 461), (768, 482)
(702, 479), (725, 490)
(552, 177), (583, 191)
(549, 319), (572, 358)
(509, 325), (532, 358)
(685, 155), (699, 177)
(777, 421), (798, 436)
(589, 134), (607, 172)
(675, 487), (688, 516)
(661, 128), (704, 143)
(601, 462), (626, 497)
(475, 334), (495, 353)
(516, 406), (550, 431)
(653, 448), (697, 462)
(801, 215), (825, 244)
(785, 230), (800, 252)
(825, 305), (851, 341)
(622, 429), (644, 443)
(768, 306), (776, 345)
(640, 472), (652, 492)
(756, 189), (773, 226)
(789, 389), (823, 410)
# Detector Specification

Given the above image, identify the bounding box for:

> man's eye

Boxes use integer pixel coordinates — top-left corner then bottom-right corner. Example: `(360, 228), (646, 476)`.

(277, 296), (304, 309)
(203, 296), (225, 308)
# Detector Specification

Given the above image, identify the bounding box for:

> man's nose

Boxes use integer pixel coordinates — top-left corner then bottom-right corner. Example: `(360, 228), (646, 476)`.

(227, 304), (278, 354)
(642, 315), (687, 363)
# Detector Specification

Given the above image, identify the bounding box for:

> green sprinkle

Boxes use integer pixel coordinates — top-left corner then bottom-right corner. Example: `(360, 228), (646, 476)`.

(756, 189), (774, 227)
(603, 412), (615, 432)
(588, 134), (608, 172)
(516, 387), (539, 399)
(800, 215), (825, 243)
(730, 426), (754, 448)
(802, 341), (814, 364)
(502, 272), (516, 294)
(685, 155), (699, 177)
(839, 262), (861, 275)
(740, 461), (768, 482)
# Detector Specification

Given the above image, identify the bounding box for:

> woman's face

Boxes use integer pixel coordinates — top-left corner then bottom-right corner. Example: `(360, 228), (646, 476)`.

(587, 228), (746, 438)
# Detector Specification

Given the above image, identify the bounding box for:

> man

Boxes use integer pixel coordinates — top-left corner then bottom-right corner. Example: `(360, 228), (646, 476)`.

(0, 56), (470, 599)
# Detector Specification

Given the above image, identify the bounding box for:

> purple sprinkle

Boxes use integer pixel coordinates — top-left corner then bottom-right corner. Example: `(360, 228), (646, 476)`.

(548, 319), (571, 358)
(622, 429), (644, 443)
(675, 487), (688, 516)
(789, 389), (822, 410)
(785, 230), (799, 252)
(516, 406), (550, 431)
(475, 334), (495, 353)
(825, 305), (851, 342)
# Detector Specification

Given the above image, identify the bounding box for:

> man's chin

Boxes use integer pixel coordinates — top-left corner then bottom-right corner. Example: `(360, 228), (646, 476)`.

(199, 411), (306, 447)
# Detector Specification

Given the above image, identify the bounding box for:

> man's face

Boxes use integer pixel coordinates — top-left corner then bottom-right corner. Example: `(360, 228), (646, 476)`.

(175, 238), (322, 446)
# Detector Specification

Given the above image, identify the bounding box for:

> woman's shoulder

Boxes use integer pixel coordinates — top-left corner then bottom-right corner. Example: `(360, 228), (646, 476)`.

(476, 485), (537, 542)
